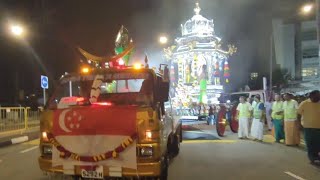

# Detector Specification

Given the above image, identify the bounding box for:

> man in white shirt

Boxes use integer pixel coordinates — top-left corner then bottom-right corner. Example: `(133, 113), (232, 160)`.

(236, 96), (253, 139)
(250, 95), (265, 141)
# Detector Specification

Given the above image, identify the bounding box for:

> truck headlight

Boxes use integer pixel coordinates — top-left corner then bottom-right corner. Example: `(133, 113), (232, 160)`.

(42, 132), (49, 142)
(43, 145), (52, 155)
(145, 130), (159, 140)
(140, 146), (153, 156)
(146, 130), (152, 139)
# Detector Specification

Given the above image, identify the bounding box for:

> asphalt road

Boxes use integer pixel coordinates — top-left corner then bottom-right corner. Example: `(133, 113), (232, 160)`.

(0, 129), (319, 180)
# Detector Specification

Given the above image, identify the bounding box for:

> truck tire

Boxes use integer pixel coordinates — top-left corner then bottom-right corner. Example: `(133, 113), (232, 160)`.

(171, 134), (180, 156)
(159, 155), (169, 180)
(179, 125), (183, 143)
(72, 176), (80, 180)
(168, 134), (180, 158)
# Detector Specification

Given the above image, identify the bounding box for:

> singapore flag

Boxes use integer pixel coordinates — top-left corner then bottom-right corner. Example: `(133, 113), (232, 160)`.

(52, 105), (138, 169)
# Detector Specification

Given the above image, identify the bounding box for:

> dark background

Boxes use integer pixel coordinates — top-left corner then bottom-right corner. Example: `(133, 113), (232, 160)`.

(0, 0), (305, 103)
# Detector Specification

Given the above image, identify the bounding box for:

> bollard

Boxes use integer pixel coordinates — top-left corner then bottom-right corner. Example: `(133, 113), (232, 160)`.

(24, 107), (28, 129)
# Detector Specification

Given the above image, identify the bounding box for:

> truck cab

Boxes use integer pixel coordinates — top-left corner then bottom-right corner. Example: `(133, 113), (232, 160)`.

(38, 65), (181, 179)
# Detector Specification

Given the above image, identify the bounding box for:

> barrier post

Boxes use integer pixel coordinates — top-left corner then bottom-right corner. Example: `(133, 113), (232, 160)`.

(24, 107), (28, 130)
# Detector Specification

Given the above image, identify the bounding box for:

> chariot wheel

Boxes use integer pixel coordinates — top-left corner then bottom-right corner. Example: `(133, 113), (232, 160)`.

(229, 105), (239, 133)
(216, 106), (227, 137)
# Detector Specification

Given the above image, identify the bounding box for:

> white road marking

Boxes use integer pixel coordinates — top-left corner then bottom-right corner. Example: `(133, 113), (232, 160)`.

(183, 140), (236, 144)
(20, 146), (38, 153)
(284, 171), (306, 180)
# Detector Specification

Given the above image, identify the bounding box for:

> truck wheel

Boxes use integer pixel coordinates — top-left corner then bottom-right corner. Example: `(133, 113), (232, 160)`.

(72, 175), (80, 180)
(159, 155), (169, 180)
(168, 134), (180, 158)
(179, 125), (183, 143)
(172, 134), (180, 156)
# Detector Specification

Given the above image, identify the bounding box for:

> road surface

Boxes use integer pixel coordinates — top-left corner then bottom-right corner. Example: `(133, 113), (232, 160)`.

(0, 125), (319, 180)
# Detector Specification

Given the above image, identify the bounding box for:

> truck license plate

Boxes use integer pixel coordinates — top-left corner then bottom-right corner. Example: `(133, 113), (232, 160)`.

(81, 166), (103, 179)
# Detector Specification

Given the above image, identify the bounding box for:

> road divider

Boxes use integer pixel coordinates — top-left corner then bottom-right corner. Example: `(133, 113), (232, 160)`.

(0, 131), (39, 148)
(11, 136), (28, 144)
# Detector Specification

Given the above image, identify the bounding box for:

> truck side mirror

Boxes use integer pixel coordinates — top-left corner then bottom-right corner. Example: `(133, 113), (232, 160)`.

(159, 81), (169, 102)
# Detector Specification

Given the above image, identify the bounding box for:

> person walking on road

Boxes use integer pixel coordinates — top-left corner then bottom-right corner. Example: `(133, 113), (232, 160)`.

(297, 90), (320, 166)
(265, 98), (273, 131)
(250, 95), (265, 141)
(236, 96), (252, 139)
(271, 94), (285, 143)
(283, 93), (300, 146)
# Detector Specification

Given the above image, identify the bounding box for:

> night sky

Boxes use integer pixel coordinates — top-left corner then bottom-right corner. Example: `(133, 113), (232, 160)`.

(0, 0), (303, 103)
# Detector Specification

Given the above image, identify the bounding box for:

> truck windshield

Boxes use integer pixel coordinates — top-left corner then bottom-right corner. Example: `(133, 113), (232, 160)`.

(48, 72), (154, 109)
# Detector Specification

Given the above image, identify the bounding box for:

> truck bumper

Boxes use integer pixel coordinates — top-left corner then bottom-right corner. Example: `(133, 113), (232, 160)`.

(38, 157), (161, 177)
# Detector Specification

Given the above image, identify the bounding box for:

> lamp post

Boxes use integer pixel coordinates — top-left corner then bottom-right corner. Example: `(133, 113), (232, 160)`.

(145, 35), (169, 66)
(11, 25), (23, 36)
(301, 3), (314, 15)
(9, 24), (25, 38)
(159, 36), (168, 45)
(9, 24), (26, 103)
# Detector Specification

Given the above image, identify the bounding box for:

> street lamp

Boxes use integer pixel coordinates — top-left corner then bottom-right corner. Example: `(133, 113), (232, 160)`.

(301, 3), (313, 15)
(159, 36), (168, 44)
(10, 24), (24, 37)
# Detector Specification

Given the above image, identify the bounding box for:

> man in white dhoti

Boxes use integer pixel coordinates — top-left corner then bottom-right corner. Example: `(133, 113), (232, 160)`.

(251, 95), (265, 141)
(236, 96), (253, 139)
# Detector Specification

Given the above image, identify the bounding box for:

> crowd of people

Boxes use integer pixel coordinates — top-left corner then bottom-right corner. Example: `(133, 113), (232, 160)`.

(236, 90), (320, 166)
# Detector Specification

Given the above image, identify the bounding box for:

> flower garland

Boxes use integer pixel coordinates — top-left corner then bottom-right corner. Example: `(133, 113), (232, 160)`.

(47, 133), (137, 162)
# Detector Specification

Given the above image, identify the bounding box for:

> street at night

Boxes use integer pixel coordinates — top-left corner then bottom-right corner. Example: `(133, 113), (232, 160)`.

(0, 126), (319, 180)
(1, 0), (320, 180)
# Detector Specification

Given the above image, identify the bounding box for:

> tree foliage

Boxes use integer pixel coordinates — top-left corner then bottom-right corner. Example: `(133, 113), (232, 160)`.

(247, 67), (290, 90)
(272, 67), (291, 88)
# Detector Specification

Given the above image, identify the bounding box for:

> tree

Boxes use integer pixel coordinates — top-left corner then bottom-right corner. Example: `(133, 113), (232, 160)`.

(247, 67), (291, 91)
(248, 72), (268, 90)
(272, 67), (291, 89)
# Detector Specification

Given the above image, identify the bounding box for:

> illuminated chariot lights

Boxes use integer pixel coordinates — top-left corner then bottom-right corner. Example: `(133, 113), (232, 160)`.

(164, 2), (236, 106)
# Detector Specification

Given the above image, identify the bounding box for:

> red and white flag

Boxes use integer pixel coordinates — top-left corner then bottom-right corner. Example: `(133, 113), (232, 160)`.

(52, 105), (138, 169)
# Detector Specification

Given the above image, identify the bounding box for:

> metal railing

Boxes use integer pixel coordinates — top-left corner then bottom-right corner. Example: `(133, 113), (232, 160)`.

(0, 107), (41, 133)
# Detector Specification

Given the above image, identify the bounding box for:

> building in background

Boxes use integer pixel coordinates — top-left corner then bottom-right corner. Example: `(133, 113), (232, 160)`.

(272, 19), (296, 79)
(301, 20), (319, 81)
(272, 19), (319, 81)
(272, 17), (320, 94)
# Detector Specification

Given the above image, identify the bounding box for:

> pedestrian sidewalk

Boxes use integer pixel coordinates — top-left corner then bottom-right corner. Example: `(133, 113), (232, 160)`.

(0, 127), (39, 148)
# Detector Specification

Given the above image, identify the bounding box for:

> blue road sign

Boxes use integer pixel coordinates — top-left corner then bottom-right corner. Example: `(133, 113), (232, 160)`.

(41, 75), (49, 89)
